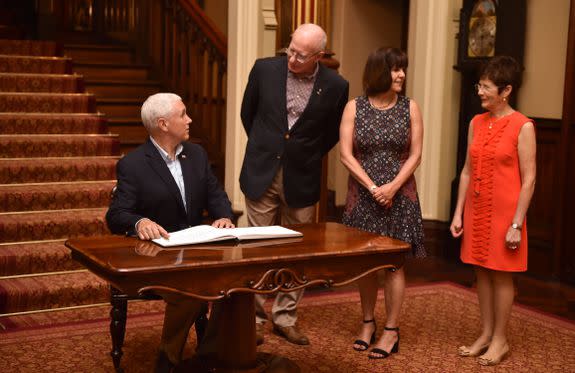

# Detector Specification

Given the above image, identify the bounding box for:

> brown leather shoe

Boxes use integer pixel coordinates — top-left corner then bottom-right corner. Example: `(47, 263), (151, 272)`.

(256, 323), (264, 346)
(273, 324), (310, 345)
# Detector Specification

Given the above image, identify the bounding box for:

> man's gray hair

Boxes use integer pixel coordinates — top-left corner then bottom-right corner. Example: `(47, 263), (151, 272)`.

(141, 93), (182, 132)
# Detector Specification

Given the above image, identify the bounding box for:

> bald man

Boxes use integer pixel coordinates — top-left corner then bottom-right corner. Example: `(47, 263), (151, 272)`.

(240, 23), (349, 345)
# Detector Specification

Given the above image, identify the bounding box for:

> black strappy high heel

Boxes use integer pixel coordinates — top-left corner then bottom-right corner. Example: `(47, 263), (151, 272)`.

(352, 319), (376, 351)
(368, 326), (399, 359)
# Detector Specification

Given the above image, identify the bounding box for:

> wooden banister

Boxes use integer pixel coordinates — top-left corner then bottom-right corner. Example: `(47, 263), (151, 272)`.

(141, 0), (228, 181)
(178, 0), (227, 58)
(42, 0), (228, 181)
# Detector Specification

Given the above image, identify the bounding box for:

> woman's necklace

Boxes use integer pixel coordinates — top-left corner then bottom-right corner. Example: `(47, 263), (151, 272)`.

(488, 110), (514, 129)
(369, 95), (396, 110)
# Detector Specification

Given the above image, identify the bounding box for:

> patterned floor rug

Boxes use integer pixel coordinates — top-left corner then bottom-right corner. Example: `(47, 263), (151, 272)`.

(1, 282), (574, 372)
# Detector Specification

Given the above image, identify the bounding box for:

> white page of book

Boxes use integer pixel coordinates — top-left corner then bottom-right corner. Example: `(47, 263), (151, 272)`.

(153, 225), (236, 247)
(152, 225), (302, 247)
(229, 226), (302, 240)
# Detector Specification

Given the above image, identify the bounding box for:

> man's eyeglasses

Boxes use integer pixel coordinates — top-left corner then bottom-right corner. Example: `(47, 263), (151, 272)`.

(286, 47), (320, 64)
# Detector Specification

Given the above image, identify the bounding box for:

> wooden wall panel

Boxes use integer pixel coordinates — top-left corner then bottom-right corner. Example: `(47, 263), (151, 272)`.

(558, 0), (575, 284)
(561, 131), (575, 283)
(526, 119), (560, 276)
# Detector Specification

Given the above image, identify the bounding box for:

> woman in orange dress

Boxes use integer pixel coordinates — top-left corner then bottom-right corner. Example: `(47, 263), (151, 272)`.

(450, 56), (536, 366)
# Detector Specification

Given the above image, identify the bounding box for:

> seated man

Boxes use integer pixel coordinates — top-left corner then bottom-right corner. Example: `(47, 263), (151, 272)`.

(106, 92), (234, 372)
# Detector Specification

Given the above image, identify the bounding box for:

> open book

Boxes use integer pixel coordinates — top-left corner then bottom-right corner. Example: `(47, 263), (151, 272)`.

(152, 225), (303, 247)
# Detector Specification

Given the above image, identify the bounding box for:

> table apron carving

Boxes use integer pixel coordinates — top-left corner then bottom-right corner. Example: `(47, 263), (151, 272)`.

(88, 252), (404, 301)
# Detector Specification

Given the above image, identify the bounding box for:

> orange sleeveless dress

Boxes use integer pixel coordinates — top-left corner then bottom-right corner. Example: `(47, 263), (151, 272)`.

(460, 111), (532, 272)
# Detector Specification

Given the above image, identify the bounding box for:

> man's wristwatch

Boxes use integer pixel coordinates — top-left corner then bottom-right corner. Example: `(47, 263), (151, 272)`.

(511, 223), (522, 231)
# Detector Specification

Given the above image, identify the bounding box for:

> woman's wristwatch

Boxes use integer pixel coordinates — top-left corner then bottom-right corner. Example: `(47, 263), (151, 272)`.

(511, 223), (522, 231)
(369, 184), (377, 193)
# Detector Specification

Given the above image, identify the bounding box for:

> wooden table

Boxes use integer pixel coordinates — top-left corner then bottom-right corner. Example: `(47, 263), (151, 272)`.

(66, 222), (410, 372)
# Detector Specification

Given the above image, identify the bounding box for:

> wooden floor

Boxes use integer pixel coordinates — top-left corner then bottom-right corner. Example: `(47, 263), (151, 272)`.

(385, 256), (575, 321)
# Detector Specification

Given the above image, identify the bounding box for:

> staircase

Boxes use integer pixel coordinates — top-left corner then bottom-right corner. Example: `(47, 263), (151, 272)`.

(0, 0), (231, 318)
(0, 39), (117, 315)
(64, 42), (161, 153)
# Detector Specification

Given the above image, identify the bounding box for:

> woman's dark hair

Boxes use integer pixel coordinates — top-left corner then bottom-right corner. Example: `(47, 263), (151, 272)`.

(479, 55), (523, 96)
(363, 47), (408, 96)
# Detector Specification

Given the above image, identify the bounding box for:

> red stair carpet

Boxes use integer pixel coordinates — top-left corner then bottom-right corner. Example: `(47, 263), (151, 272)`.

(0, 39), (121, 315)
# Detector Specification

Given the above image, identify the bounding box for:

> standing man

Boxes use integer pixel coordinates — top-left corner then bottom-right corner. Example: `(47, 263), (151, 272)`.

(240, 23), (349, 345)
(106, 93), (234, 372)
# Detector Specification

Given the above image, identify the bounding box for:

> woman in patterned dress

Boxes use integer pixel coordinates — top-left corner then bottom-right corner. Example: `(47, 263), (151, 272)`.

(450, 56), (536, 365)
(340, 47), (425, 359)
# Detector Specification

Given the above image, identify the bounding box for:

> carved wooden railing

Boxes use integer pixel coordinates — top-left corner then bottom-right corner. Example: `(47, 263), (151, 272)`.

(138, 0), (228, 175)
(43, 0), (228, 178)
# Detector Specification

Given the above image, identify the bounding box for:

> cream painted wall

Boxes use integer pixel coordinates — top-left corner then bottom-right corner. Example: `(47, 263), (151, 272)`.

(328, 0), (570, 221)
(331, 0), (404, 98)
(329, 0), (462, 221)
(406, 0), (461, 221)
(517, 0), (569, 119)
(225, 0), (277, 227)
(222, 0), (571, 224)
(329, 0), (405, 205)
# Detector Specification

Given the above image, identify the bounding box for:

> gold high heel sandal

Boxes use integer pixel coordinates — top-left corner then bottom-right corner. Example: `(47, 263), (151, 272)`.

(458, 342), (490, 357)
(477, 343), (509, 366)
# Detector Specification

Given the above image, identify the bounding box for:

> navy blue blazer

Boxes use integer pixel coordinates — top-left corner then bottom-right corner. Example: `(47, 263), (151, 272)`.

(106, 139), (233, 235)
(240, 56), (349, 208)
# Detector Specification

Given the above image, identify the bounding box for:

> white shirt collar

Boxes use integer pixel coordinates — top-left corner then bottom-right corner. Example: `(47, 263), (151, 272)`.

(149, 136), (184, 162)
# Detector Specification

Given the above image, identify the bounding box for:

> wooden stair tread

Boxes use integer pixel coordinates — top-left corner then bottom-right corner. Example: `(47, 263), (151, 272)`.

(72, 61), (149, 68)
(107, 117), (143, 123)
(0, 112), (104, 118)
(0, 207), (109, 241)
(0, 271), (109, 314)
(0, 72), (80, 78)
(0, 134), (118, 138)
(0, 92), (93, 97)
(97, 97), (144, 103)
(0, 40), (63, 57)
(0, 181), (116, 194)
(0, 55), (72, 74)
(0, 55), (71, 61)
(0, 156), (118, 184)
(0, 180), (116, 187)
(0, 134), (121, 158)
(0, 155), (119, 161)
(84, 78), (160, 85)
(0, 114), (108, 135)
(0, 180), (116, 212)
(64, 43), (132, 51)
(0, 206), (108, 218)
(0, 240), (81, 276)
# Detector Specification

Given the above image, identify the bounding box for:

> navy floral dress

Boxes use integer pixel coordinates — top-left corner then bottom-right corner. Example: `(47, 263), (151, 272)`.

(342, 95), (425, 258)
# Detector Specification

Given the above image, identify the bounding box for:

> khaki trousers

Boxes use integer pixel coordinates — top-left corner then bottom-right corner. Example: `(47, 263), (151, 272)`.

(245, 168), (315, 327)
(158, 293), (222, 364)
(158, 292), (204, 364)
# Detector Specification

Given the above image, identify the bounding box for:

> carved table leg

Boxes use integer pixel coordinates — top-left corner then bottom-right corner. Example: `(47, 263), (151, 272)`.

(110, 286), (128, 373)
(181, 293), (299, 372)
(215, 293), (257, 367)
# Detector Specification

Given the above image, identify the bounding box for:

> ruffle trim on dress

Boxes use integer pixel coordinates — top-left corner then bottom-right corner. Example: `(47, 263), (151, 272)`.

(470, 122), (505, 262)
